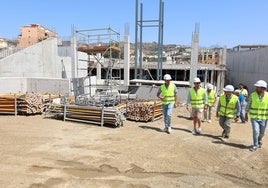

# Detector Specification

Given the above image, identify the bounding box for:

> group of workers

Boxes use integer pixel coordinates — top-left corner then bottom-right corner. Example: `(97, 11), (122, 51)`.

(157, 74), (268, 152)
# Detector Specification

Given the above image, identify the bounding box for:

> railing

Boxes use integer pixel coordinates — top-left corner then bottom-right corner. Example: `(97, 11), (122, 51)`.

(0, 47), (24, 59)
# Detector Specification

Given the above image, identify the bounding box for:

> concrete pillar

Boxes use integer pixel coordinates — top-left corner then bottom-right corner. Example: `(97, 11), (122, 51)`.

(201, 51), (205, 62)
(124, 35), (130, 87)
(190, 23), (199, 84)
(70, 36), (78, 78)
(96, 53), (101, 81)
(205, 51), (209, 61)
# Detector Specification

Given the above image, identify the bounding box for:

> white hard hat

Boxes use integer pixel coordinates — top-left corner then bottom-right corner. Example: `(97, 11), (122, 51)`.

(234, 89), (240, 93)
(163, 74), (172, 80)
(207, 83), (213, 89)
(254, 80), (267, 88)
(223, 85), (234, 92)
(193, 77), (201, 83)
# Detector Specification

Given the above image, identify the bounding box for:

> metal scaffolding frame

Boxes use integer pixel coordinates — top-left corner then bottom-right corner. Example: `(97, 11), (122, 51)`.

(75, 27), (121, 86)
(135, 0), (164, 80)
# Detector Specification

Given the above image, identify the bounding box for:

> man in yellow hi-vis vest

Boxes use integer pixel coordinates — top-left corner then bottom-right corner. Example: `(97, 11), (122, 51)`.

(186, 77), (208, 135)
(245, 80), (268, 152)
(157, 74), (178, 134)
(216, 85), (240, 139)
(203, 83), (217, 123)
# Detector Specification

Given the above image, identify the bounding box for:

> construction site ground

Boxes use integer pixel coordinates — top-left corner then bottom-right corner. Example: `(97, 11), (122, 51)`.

(0, 105), (267, 188)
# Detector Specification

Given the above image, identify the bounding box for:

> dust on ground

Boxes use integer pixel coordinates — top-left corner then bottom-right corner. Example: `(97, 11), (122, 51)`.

(0, 106), (267, 188)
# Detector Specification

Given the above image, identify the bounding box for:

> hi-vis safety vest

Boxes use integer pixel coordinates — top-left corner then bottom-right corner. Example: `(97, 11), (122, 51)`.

(219, 94), (238, 118)
(160, 83), (176, 105)
(249, 91), (268, 120)
(207, 90), (216, 107)
(190, 88), (205, 108)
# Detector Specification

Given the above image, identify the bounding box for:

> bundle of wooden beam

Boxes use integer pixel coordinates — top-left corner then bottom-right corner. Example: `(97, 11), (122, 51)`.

(17, 93), (46, 115)
(0, 93), (47, 115)
(0, 94), (19, 114)
(49, 104), (125, 127)
(125, 100), (162, 122)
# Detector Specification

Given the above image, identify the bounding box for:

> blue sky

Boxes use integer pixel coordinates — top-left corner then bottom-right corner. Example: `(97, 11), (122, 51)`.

(1, 0), (268, 48)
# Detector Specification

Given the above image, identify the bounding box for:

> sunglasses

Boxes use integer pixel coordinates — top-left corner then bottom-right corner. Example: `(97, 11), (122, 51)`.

(194, 82), (201, 84)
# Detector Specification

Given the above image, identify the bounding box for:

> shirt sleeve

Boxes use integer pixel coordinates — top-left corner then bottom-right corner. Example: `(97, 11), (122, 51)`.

(216, 99), (221, 112)
(204, 90), (208, 105)
(245, 94), (252, 113)
(186, 91), (191, 105)
(236, 100), (241, 117)
(157, 87), (161, 95)
(174, 86), (178, 93)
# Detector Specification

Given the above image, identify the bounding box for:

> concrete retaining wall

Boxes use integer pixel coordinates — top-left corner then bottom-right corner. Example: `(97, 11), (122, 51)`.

(226, 47), (268, 93)
(0, 38), (61, 78)
(0, 77), (70, 94)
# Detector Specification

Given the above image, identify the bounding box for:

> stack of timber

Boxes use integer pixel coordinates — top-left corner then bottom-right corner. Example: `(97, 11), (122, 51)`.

(125, 100), (162, 122)
(0, 94), (19, 114)
(0, 93), (47, 115)
(50, 104), (125, 127)
(17, 93), (46, 115)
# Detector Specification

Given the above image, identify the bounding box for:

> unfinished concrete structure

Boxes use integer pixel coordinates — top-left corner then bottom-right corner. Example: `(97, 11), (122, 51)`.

(226, 46), (268, 92)
(0, 37), (69, 94)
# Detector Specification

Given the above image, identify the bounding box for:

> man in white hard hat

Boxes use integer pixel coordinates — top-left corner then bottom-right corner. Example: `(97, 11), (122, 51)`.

(216, 85), (240, 139)
(245, 80), (268, 151)
(186, 77), (208, 135)
(203, 83), (217, 123)
(157, 74), (178, 134)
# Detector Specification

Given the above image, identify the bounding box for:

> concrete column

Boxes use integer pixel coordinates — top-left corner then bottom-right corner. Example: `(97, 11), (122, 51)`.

(124, 35), (130, 87)
(96, 53), (101, 81)
(190, 23), (199, 84)
(70, 36), (78, 78)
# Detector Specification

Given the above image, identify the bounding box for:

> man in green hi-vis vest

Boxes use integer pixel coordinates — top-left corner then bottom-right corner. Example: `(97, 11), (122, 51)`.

(245, 80), (268, 152)
(157, 74), (178, 134)
(216, 85), (240, 139)
(186, 77), (208, 135)
(203, 83), (217, 123)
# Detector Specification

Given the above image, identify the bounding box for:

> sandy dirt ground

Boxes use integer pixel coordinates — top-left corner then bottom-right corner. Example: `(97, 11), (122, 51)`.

(0, 106), (267, 188)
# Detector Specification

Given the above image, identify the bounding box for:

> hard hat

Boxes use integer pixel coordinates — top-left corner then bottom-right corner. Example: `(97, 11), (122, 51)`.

(207, 83), (213, 89)
(234, 89), (240, 93)
(254, 80), (267, 88)
(193, 77), (201, 83)
(163, 74), (172, 80)
(223, 85), (234, 92)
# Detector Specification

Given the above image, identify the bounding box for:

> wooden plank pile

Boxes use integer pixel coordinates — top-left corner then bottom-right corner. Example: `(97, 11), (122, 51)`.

(124, 100), (162, 122)
(17, 93), (46, 115)
(0, 93), (47, 115)
(0, 94), (18, 114)
(50, 104), (125, 127)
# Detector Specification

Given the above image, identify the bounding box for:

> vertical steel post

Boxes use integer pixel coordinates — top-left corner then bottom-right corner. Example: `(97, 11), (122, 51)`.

(134, 0), (139, 79)
(139, 3), (143, 79)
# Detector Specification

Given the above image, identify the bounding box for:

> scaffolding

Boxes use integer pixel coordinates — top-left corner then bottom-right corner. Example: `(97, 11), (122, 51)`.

(72, 27), (122, 106)
(76, 27), (121, 87)
(135, 0), (164, 80)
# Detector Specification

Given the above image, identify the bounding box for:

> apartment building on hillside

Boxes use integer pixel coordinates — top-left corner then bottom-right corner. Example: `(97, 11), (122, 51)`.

(0, 37), (8, 49)
(17, 24), (57, 47)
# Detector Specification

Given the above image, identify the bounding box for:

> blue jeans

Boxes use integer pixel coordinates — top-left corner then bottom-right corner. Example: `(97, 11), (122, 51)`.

(162, 103), (174, 128)
(250, 119), (267, 147)
(240, 102), (246, 123)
